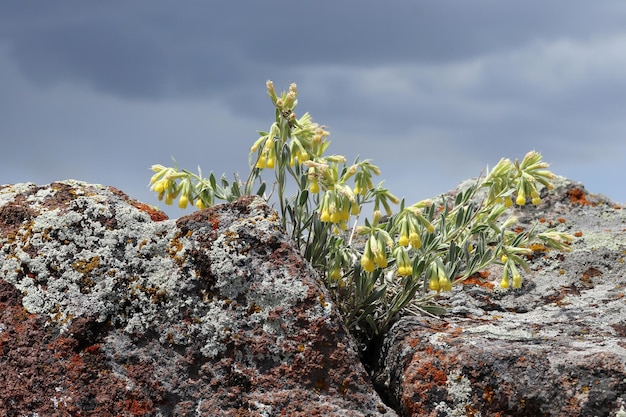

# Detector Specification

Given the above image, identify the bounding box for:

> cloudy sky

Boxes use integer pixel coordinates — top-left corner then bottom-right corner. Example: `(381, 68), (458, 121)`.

(2, 2), (625, 219)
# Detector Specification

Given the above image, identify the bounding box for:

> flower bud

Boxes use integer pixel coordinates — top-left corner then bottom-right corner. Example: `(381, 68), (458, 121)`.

(266, 80), (277, 101)
(500, 267), (510, 289)
(516, 191), (526, 206)
(500, 277), (510, 289)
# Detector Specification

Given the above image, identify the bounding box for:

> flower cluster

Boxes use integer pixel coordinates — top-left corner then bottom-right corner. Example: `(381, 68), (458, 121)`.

(148, 82), (575, 347)
(149, 165), (193, 208)
(427, 260), (453, 292)
(359, 212), (393, 272)
(484, 150), (555, 207)
(396, 204), (435, 248)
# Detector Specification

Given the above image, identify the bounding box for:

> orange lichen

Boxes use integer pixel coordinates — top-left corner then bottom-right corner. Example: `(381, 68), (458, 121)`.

(461, 271), (495, 290)
(567, 188), (592, 206)
(483, 385), (494, 403)
(72, 256), (100, 275)
(528, 243), (550, 253)
(318, 292), (328, 307)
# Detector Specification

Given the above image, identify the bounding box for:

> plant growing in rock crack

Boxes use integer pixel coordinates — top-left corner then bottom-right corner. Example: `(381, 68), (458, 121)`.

(149, 81), (574, 349)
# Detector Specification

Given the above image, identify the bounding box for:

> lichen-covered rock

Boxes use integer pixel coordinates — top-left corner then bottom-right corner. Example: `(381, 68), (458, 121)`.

(0, 180), (395, 416)
(371, 178), (626, 417)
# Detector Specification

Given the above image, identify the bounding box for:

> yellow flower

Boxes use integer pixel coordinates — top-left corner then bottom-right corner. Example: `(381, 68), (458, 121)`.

(178, 195), (189, 209)
(504, 196), (513, 208)
(375, 251), (388, 268)
(429, 277), (440, 292)
(500, 266), (510, 289)
(298, 151), (309, 163)
(436, 265), (452, 292)
(340, 206), (350, 222)
(266, 157), (275, 169)
(152, 179), (168, 194)
(366, 235), (389, 269)
(310, 180), (320, 194)
(320, 208), (330, 222)
(516, 190), (526, 206)
(394, 247), (412, 276)
(165, 193), (174, 205)
(409, 232), (421, 249)
(361, 254), (376, 272)
(500, 277), (510, 289)
(196, 199), (206, 210)
(398, 235), (409, 247)
(512, 273), (522, 289)
(398, 265), (413, 276)
(256, 157), (267, 169)
(439, 275), (452, 292)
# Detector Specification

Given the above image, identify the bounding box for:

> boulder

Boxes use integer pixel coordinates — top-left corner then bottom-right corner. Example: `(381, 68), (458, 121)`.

(0, 180), (395, 417)
(370, 177), (626, 417)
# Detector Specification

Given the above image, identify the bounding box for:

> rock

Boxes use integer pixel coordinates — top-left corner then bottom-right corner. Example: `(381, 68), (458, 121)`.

(0, 180), (395, 417)
(370, 177), (626, 416)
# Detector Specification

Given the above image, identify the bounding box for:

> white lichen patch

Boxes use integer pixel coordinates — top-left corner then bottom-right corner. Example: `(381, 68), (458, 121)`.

(463, 323), (534, 340)
(1, 183), (327, 364)
(192, 200), (311, 359)
(0, 181), (186, 331)
(434, 370), (476, 417)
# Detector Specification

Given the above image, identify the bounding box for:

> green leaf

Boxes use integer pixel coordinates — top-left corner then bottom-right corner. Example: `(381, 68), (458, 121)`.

(256, 182), (266, 197)
(209, 173), (218, 190)
(231, 181), (241, 198)
(361, 285), (387, 308)
(299, 190), (309, 207)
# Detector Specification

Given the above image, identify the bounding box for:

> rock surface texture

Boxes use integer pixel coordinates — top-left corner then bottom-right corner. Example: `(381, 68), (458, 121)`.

(2, 178), (626, 417)
(371, 177), (626, 416)
(0, 180), (394, 416)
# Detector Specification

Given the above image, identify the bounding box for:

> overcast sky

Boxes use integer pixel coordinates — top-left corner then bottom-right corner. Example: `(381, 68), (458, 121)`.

(2, 1), (626, 219)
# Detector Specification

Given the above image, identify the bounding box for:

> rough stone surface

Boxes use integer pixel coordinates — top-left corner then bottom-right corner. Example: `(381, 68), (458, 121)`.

(371, 177), (626, 417)
(0, 180), (394, 417)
